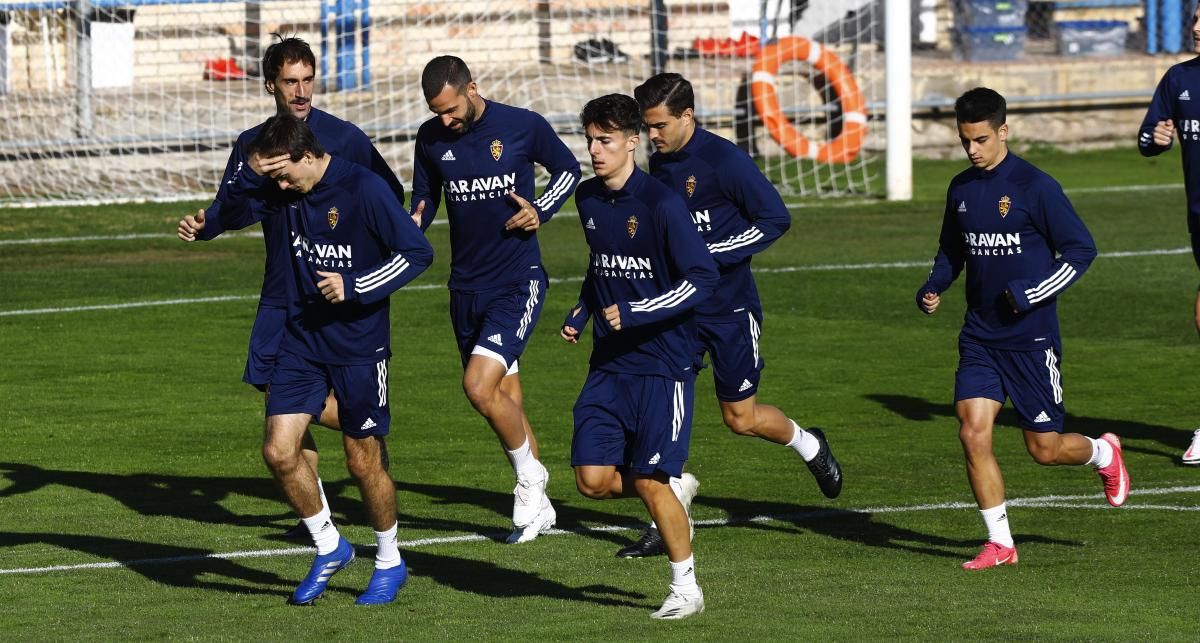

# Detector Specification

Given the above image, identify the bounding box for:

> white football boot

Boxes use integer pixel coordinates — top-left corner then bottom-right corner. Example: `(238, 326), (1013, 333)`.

(650, 586), (705, 620)
(508, 461), (555, 543)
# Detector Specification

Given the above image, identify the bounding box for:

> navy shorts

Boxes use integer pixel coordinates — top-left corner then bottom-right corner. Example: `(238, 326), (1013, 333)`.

(571, 370), (694, 477)
(450, 273), (547, 373)
(695, 311), (764, 402)
(266, 351), (390, 438)
(242, 304), (287, 392)
(955, 339), (1065, 432)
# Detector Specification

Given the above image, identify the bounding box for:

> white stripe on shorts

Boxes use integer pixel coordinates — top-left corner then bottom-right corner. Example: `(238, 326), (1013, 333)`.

(748, 311), (761, 368)
(517, 279), (540, 340)
(377, 360), (388, 407)
(1044, 349), (1062, 404)
(672, 380), (684, 442)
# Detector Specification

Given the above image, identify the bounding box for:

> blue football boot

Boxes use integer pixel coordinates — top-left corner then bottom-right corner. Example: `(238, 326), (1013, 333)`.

(288, 536), (355, 605)
(354, 559), (409, 605)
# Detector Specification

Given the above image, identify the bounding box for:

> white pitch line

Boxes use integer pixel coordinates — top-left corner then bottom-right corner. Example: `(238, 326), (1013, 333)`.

(0, 246), (1191, 319)
(1, 485), (1195, 576)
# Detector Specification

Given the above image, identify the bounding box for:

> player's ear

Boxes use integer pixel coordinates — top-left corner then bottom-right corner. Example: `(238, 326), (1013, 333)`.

(997, 122), (1009, 143)
(465, 81), (477, 98)
(264, 79), (276, 96)
(627, 133), (639, 151)
(682, 107), (694, 125)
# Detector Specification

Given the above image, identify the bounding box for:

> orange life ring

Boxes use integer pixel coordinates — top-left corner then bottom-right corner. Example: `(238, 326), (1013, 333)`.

(751, 36), (867, 164)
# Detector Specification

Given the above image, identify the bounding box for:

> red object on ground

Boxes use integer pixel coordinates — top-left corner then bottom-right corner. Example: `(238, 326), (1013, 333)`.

(204, 58), (248, 81)
(693, 32), (760, 57)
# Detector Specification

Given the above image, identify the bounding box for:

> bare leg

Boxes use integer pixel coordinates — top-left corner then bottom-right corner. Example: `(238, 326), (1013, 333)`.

(956, 397), (1005, 510)
(463, 355), (533, 451)
(343, 434), (397, 531)
(575, 464), (636, 499)
(1023, 430), (1094, 466)
(261, 413), (322, 517)
(718, 395), (794, 443)
(634, 474), (691, 562)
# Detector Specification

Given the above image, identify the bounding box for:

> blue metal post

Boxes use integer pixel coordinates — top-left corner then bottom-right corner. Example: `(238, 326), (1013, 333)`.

(334, 0), (355, 90)
(1163, 0), (1183, 54)
(359, 0), (369, 87)
(319, 0), (330, 91)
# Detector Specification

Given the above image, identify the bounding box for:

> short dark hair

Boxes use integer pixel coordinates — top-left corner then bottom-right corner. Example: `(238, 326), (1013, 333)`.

(247, 114), (325, 161)
(580, 94), (641, 135)
(955, 87), (1006, 129)
(633, 73), (694, 116)
(421, 55), (473, 100)
(262, 34), (316, 85)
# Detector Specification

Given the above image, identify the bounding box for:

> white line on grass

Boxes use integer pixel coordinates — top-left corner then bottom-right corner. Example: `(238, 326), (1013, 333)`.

(0, 244), (1185, 316)
(2, 484), (1195, 576)
(0, 246), (1191, 318)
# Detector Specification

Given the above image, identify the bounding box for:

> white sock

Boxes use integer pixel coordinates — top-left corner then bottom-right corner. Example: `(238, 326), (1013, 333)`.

(669, 555), (699, 593)
(317, 478), (330, 513)
(302, 505), (341, 555)
(506, 438), (539, 478)
(786, 420), (821, 461)
(373, 522), (402, 570)
(1086, 437), (1113, 469)
(980, 503), (1014, 548)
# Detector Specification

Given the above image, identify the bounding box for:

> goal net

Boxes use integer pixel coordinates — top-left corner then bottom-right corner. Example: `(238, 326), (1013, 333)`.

(0, 0), (884, 206)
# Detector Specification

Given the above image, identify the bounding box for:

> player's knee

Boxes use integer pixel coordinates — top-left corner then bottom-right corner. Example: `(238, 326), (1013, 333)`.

(344, 446), (383, 480)
(462, 374), (498, 411)
(957, 422), (990, 451)
(1025, 439), (1060, 465)
(722, 410), (757, 436)
(261, 441), (300, 473)
(573, 472), (605, 499)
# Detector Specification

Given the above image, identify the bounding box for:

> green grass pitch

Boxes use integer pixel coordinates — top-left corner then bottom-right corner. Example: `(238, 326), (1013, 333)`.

(0, 146), (1196, 639)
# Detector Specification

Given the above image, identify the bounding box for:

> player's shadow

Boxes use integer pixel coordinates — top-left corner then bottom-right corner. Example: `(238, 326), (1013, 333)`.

(688, 495), (1081, 560)
(0, 461), (301, 528)
(404, 549), (646, 607)
(395, 480), (660, 548)
(866, 394), (1191, 462)
(0, 531), (310, 598)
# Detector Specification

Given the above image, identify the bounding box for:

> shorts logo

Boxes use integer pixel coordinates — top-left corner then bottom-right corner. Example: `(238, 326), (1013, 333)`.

(1033, 411), (1051, 423)
(488, 333), (503, 346)
(490, 139), (504, 161)
(738, 379), (753, 392)
(627, 215), (638, 238)
(360, 417), (377, 431)
(327, 206), (340, 229)
(649, 452), (661, 465)
(998, 195), (1011, 218)
(685, 175), (696, 198)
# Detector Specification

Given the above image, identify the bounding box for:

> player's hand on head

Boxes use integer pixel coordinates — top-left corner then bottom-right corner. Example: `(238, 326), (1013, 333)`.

(603, 304), (622, 331)
(249, 152), (290, 177)
(316, 270), (346, 303)
(504, 191), (540, 232)
(411, 200), (426, 228)
(177, 208), (206, 242)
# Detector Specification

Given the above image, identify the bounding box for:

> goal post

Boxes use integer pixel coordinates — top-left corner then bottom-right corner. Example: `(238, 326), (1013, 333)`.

(0, 0), (892, 206)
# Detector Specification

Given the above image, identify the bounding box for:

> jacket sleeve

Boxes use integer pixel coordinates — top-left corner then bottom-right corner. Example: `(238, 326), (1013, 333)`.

(706, 154), (792, 267)
(202, 141), (271, 238)
(1138, 69), (1175, 157)
(916, 185), (966, 309)
(563, 276), (593, 335)
(616, 199), (719, 328)
(528, 113), (581, 222)
(409, 138), (442, 232)
(1005, 180), (1097, 313)
(343, 182), (435, 305)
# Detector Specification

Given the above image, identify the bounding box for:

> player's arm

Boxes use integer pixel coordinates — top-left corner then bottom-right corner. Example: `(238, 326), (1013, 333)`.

(608, 201), (719, 331)
(1004, 182), (1097, 313)
(706, 155), (792, 267)
(329, 184), (435, 305)
(916, 186), (966, 314)
(408, 139), (442, 232)
(192, 141), (269, 240)
(528, 114), (581, 223)
(561, 281), (593, 344)
(1139, 72), (1176, 157)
